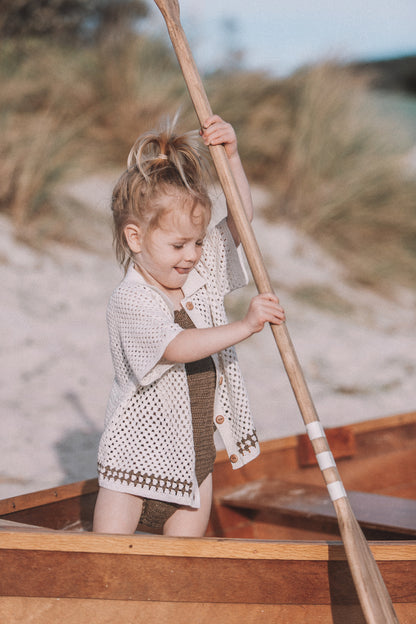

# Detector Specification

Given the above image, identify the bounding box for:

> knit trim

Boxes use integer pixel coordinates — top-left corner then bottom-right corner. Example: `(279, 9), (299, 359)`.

(98, 462), (193, 496)
(237, 429), (259, 455)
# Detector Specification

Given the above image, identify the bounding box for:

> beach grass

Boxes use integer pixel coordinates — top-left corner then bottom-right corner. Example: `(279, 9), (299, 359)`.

(211, 63), (416, 292)
(1, 36), (415, 292)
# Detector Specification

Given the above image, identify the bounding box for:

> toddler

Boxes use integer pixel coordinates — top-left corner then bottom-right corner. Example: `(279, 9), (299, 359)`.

(93, 115), (285, 537)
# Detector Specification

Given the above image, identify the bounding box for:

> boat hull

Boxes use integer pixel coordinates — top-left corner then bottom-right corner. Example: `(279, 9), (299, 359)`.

(0, 530), (415, 624)
(1, 412), (415, 623)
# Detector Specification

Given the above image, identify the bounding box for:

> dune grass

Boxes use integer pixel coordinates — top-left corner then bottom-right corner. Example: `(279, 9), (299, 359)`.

(0, 36), (189, 244)
(1, 36), (415, 291)
(0, 41), (92, 241)
(210, 63), (416, 291)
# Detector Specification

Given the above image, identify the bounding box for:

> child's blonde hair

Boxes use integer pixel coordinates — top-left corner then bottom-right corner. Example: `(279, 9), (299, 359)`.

(112, 118), (212, 271)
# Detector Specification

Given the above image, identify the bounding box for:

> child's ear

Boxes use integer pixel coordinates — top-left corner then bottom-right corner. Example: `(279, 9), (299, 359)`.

(124, 224), (142, 253)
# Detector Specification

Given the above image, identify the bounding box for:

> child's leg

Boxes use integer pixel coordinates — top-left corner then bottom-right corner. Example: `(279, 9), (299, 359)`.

(93, 486), (143, 534)
(163, 473), (213, 537)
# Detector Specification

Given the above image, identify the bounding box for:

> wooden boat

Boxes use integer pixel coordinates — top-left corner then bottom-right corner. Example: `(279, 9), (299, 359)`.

(1, 411), (415, 623)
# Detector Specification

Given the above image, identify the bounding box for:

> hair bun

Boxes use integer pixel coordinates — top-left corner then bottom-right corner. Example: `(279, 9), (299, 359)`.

(126, 115), (211, 192)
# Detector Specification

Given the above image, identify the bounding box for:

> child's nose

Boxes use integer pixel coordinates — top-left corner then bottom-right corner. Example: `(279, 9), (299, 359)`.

(184, 245), (198, 263)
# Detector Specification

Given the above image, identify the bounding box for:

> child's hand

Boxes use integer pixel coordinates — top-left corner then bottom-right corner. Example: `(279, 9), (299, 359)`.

(200, 115), (238, 159)
(243, 293), (285, 334)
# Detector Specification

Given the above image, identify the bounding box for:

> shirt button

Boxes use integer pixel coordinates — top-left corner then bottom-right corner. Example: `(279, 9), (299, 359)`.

(186, 302), (194, 310)
(230, 454), (238, 464)
(215, 415), (224, 425)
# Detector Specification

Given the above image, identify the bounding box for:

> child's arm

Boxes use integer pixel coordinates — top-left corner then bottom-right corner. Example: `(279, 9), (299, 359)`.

(201, 115), (253, 246)
(163, 293), (284, 363)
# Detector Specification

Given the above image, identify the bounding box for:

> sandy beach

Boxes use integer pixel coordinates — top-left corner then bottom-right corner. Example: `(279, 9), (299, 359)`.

(1, 178), (415, 500)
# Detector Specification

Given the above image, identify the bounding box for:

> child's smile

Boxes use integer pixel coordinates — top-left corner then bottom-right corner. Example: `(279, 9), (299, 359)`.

(134, 198), (209, 295)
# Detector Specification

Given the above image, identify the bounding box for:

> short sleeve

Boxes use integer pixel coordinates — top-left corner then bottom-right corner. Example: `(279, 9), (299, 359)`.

(107, 285), (183, 387)
(201, 218), (248, 297)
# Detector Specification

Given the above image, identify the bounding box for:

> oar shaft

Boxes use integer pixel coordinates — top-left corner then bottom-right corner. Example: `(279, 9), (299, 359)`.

(154, 2), (399, 622)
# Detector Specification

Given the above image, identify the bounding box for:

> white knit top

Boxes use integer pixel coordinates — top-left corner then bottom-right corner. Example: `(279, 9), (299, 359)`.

(97, 218), (260, 508)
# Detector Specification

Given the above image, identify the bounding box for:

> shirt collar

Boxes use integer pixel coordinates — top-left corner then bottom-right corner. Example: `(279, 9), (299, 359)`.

(124, 264), (206, 306)
(181, 268), (206, 298)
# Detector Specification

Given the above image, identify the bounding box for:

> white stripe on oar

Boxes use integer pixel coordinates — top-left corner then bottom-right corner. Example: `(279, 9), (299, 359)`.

(306, 420), (326, 440)
(316, 450), (337, 471)
(327, 480), (347, 501)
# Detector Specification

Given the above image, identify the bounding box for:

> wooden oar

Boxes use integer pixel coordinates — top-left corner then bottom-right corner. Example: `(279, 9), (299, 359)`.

(153, 2), (399, 622)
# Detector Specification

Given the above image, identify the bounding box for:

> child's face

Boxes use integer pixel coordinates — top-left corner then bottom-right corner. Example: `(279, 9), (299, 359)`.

(134, 194), (208, 292)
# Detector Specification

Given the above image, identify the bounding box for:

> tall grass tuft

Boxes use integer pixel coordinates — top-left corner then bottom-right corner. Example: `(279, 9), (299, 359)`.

(0, 35), (189, 244)
(211, 63), (416, 291)
(0, 41), (93, 242)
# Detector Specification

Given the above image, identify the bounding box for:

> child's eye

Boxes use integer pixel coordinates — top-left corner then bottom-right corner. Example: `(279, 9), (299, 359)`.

(172, 244), (184, 249)
(196, 239), (204, 247)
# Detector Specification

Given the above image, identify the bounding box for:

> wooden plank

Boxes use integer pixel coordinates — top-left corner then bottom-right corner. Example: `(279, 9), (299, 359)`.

(0, 550), (352, 604)
(0, 532), (342, 559)
(0, 479), (98, 516)
(343, 491), (416, 534)
(221, 480), (416, 536)
(0, 491), (97, 531)
(0, 528), (414, 561)
(349, 411), (416, 435)
(3, 596), (398, 624)
(336, 447), (416, 498)
(0, 528), (414, 562)
(0, 548), (414, 605)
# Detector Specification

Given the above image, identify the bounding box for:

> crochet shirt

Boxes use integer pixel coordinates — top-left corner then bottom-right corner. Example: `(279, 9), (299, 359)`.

(97, 218), (260, 508)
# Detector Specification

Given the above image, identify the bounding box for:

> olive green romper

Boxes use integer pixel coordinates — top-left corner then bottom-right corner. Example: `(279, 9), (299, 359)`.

(138, 308), (217, 529)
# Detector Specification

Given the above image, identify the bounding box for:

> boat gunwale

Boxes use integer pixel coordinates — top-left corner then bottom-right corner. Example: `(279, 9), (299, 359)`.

(0, 525), (414, 562)
(0, 478), (98, 517)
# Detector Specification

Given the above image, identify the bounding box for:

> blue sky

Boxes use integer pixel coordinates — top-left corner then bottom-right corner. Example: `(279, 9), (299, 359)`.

(149, 0), (416, 76)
